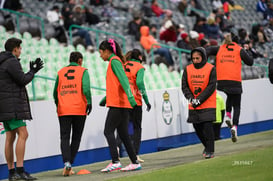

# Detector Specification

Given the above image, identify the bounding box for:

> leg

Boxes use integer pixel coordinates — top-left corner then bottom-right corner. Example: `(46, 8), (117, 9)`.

(231, 94), (241, 126)
(15, 126), (28, 167)
(70, 116), (86, 164)
(59, 116), (72, 163)
(154, 48), (174, 66)
(5, 130), (17, 170)
(225, 93), (233, 114)
(104, 108), (122, 163)
(193, 123), (207, 149)
(73, 29), (93, 46)
(213, 123), (221, 140)
(202, 122), (215, 153)
(132, 106), (142, 155)
(117, 109), (138, 164)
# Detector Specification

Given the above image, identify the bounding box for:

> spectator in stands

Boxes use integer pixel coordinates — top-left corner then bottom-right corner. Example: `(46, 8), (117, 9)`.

(79, 3), (101, 25)
(177, 0), (188, 15)
(89, 0), (107, 6)
(213, 93), (225, 140)
(140, 26), (175, 70)
(53, 51), (92, 177)
(63, 4), (95, 52)
(264, 2), (273, 21)
(151, 0), (172, 17)
(177, 33), (191, 51)
(128, 15), (143, 41)
(0, 38), (44, 181)
(189, 30), (201, 49)
(181, 47), (217, 159)
(149, 24), (158, 38)
(256, 0), (268, 17)
(193, 17), (207, 34)
(205, 32), (253, 143)
(1, 0), (23, 12)
(177, 24), (186, 40)
(98, 39), (141, 172)
(206, 17), (223, 40)
(212, 0), (223, 10)
(159, 20), (177, 43)
(250, 23), (268, 45)
(47, 5), (67, 44)
(141, 0), (153, 18)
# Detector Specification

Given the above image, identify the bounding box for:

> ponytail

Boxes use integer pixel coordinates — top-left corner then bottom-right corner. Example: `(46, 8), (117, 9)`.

(99, 39), (125, 63)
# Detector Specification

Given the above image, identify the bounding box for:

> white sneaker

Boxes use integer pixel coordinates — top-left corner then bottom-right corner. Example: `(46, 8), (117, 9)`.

(121, 163), (142, 171)
(231, 126), (238, 143)
(101, 162), (122, 172)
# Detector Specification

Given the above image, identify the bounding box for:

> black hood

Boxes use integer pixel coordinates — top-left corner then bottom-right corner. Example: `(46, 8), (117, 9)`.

(190, 47), (207, 69)
(0, 51), (15, 65)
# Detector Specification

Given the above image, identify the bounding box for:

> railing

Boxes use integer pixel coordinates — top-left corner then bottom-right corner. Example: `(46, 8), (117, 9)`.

(68, 24), (126, 53)
(184, 7), (210, 17)
(150, 43), (191, 72)
(0, 8), (45, 38)
(31, 75), (105, 101)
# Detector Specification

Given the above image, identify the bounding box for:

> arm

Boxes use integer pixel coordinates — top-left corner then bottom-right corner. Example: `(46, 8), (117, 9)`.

(111, 59), (136, 107)
(196, 67), (217, 104)
(240, 49), (254, 66)
(181, 68), (194, 100)
(136, 68), (149, 105)
(205, 46), (220, 57)
(7, 59), (34, 86)
(53, 75), (59, 106)
(82, 70), (92, 105)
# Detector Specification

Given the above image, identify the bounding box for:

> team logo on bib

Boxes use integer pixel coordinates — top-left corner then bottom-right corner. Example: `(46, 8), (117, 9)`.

(162, 91), (173, 125)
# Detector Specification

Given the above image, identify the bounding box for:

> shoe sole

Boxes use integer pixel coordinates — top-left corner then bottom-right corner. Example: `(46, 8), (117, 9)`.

(231, 129), (237, 143)
(101, 167), (121, 173)
(63, 168), (71, 177)
(121, 167), (142, 172)
(225, 120), (232, 128)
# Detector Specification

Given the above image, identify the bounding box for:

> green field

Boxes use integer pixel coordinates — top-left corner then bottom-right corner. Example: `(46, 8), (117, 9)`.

(5, 130), (272, 181)
(112, 146), (273, 181)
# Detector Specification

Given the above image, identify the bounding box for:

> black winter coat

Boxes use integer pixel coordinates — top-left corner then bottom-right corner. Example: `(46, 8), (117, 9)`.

(0, 51), (34, 122)
(182, 47), (217, 123)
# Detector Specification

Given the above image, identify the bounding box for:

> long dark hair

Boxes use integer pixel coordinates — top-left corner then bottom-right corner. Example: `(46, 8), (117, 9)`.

(99, 39), (125, 63)
(125, 49), (143, 62)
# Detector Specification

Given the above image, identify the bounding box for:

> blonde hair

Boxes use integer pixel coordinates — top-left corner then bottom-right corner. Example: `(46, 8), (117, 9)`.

(222, 33), (233, 45)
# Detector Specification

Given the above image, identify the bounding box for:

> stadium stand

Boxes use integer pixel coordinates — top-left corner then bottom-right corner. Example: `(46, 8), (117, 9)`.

(0, 0), (271, 100)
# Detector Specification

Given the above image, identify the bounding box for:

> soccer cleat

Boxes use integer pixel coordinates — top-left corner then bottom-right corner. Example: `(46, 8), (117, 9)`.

(137, 156), (144, 163)
(17, 171), (37, 180)
(8, 172), (20, 181)
(121, 163), (142, 171)
(101, 162), (122, 172)
(231, 126), (238, 143)
(205, 152), (214, 159)
(225, 120), (232, 129)
(63, 162), (72, 176)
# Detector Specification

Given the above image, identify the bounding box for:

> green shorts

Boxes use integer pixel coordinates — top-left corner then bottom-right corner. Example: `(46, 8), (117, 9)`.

(3, 119), (26, 132)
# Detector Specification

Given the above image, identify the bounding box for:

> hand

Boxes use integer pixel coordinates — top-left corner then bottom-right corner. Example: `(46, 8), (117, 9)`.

(86, 104), (92, 115)
(146, 103), (151, 112)
(99, 99), (106, 107)
(30, 58), (44, 73)
(191, 98), (201, 108)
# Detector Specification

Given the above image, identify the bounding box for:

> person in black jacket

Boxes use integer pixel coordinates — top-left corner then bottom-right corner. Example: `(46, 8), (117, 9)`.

(182, 47), (217, 159)
(206, 32), (253, 143)
(0, 38), (43, 181)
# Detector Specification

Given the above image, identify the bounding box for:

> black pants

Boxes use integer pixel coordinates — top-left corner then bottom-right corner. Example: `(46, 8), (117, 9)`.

(193, 121), (214, 153)
(58, 115), (86, 164)
(131, 106), (143, 155)
(213, 123), (222, 140)
(104, 107), (137, 164)
(116, 106), (143, 155)
(225, 93), (241, 126)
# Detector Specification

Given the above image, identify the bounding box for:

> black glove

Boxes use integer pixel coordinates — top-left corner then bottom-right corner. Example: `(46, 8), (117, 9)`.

(146, 103), (151, 112)
(30, 58), (44, 73)
(86, 104), (92, 115)
(99, 99), (106, 107)
(191, 98), (201, 108)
